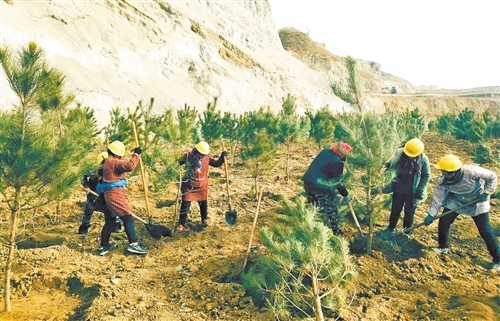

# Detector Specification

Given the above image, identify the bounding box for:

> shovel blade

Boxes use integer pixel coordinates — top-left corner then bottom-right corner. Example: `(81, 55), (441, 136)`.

(146, 224), (172, 239)
(225, 210), (238, 226)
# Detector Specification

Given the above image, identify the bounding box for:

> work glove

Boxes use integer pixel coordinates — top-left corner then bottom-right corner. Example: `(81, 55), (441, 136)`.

(134, 147), (142, 155)
(414, 190), (424, 200)
(221, 151), (227, 158)
(424, 214), (434, 226)
(381, 184), (393, 194)
(479, 193), (490, 202)
(81, 175), (90, 187)
(335, 184), (349, 197)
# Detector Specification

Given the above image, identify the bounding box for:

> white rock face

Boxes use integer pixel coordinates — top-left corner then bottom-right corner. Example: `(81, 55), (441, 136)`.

(0, 0), (394, 127)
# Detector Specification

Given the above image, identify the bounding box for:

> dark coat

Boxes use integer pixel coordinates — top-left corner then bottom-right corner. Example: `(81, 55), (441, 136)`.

(302, 148), (345, 195)
(384, 148), (430, 203)
(179, 150), (225, 202)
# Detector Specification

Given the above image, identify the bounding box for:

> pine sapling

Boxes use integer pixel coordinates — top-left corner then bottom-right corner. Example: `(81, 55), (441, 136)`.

(276, 94), (310, 180)
(242, 197), (356, 321)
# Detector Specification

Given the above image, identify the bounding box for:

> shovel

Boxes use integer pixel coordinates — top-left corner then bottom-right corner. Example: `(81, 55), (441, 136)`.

(242, 185), (264, 273)
(222, 143), (237, 225)
(131, 212), (171, 239)
(387, 199), (479, 240)
(131, 121), (172, 239)
(347, 201), (364, 237)
(88, 189), (171, 239)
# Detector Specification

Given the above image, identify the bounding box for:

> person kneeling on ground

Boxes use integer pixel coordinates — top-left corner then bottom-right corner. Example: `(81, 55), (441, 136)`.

(424, 154), (499, 271)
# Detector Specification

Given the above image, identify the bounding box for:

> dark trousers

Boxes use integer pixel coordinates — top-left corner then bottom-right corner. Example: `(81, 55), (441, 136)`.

(101, 212), (138, 247)
(305, 191), (341, 235)
(178, 200), (208, 226)
(438, 209), (500, 263)
(388, 192), (416, 230)
(81, 193), (98, 226)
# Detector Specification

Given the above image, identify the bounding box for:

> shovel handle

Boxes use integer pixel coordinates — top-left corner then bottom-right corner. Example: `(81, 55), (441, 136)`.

(131, 213), (148, 225)
(222, 143), (232, 210)
(131, 121), (152, 217)
(389, 199), (479, 238)
(86, 189), (99, 197)
(242, 185), (263, 272)
(348, 202), (364, 237)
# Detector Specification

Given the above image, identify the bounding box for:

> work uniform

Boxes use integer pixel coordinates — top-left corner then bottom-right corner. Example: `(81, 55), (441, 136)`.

(302, 148), (346, 235)
(178, 149), (225, 227)
(427, 165), (500, 264)
(79, 172), (100, 231)
(79, 163), (120, 235)
(99, 154), (140, 247)
(385, 148), (430, 230)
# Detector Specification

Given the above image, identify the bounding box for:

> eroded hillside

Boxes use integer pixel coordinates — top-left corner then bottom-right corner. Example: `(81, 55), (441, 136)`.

(3, 0), (496, 129)
(0, 0), (347, 126)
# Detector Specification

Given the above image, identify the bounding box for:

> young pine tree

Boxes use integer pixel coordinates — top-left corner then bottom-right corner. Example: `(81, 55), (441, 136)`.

(429, 112), (456, 134)
(331, 56), (406, 253)
(305, 105), (337, 150)
(177, 103), (200, 150)
(276, 94), (310, 180)
(0, 42), (97, 312)
(398, 106), (427, 142)
(220, 111), (242, 166)
(453, 108), (485, 142)
(199, 97), (224, 148)
(105, 107), (130, 142)
(242, 197), (356, 321)
(239, 107), (277, 195)
(129, 98), (178, 191)
(153, 105), (200, 191)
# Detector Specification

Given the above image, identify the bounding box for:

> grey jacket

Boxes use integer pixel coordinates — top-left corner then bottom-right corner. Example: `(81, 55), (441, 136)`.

(427, 165), (497, 217)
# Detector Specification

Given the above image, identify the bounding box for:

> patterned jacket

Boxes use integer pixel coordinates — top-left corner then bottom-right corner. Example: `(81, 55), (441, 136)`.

(101, 154), (139, 216)
(179, 150), (225, 202)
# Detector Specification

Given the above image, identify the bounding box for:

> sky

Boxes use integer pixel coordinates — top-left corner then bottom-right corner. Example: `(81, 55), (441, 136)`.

(267, 0), (500, 89)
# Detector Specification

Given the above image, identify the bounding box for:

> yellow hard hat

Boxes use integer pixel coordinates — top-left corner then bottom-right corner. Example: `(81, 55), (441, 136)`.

(195, 141), (210, 155)
(435, 154), (462, 171)
(108, 141), (125, 157)
(97, 151), (108, 164)
(403, 138), (424, 157)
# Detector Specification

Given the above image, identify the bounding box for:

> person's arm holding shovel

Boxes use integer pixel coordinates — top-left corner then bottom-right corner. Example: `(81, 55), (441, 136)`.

(209, 149), (227, 167)
(424, 185), (448, 225)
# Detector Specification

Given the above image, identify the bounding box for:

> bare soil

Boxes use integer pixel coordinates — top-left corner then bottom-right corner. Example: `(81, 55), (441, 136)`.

(1, 131), (499, 321)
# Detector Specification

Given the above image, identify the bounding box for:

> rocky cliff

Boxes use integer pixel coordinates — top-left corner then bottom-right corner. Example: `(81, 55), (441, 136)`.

(1, 0), (498, 127)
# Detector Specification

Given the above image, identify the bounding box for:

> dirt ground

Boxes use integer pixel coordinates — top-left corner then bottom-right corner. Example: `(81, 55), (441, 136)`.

(1, 131), (499, 321)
